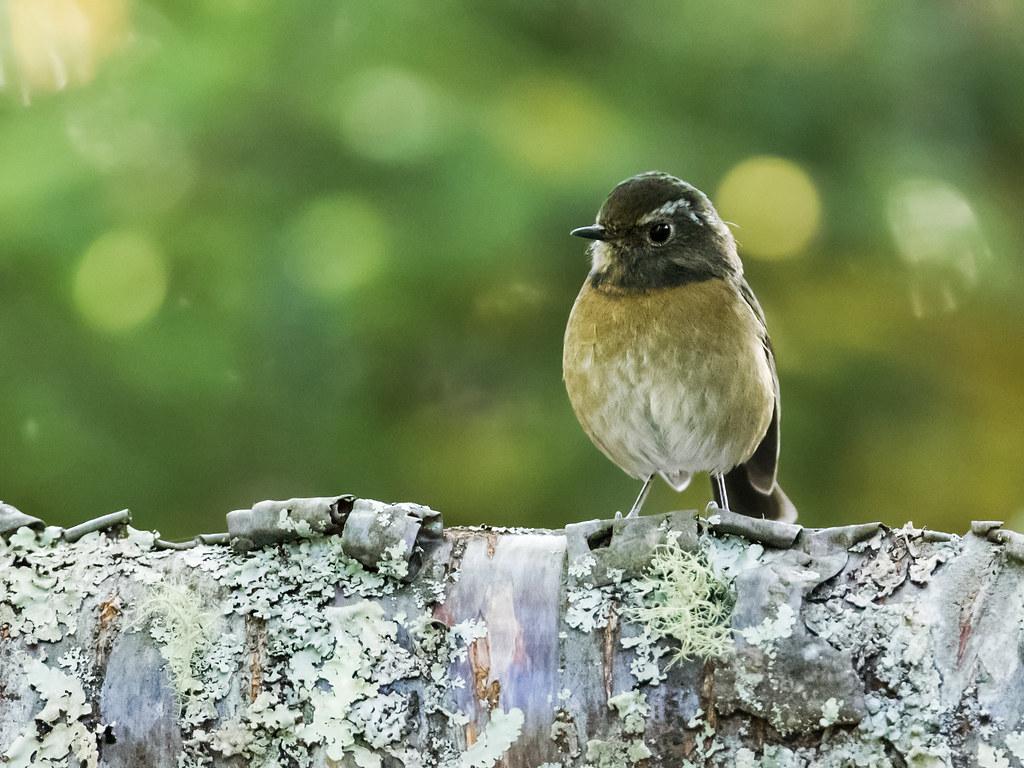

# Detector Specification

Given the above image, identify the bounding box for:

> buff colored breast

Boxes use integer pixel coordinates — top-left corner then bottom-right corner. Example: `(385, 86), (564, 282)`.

(562, 278), (774, 485)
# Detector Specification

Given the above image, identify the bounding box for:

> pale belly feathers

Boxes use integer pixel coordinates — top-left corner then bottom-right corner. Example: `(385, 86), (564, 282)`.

(562, 279), (774, 488)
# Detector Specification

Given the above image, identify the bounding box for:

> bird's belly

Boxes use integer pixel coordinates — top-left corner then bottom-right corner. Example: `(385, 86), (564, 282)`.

(563, 281), (774, 479)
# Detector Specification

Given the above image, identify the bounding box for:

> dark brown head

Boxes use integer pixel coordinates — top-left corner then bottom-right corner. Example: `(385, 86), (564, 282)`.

(571, 172), (741, 291)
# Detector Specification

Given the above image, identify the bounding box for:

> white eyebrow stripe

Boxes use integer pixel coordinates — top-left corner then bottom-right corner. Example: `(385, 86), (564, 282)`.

(638, 197), (693, 225)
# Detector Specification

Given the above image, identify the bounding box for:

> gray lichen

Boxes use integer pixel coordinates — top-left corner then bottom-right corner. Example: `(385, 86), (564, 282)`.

(0, 498), (511, 768)
(2, 500), (1023, 766)
(2, 658), (100, 768)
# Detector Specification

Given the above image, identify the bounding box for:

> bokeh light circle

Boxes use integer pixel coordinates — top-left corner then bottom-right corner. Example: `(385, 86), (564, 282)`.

(489, 77), (618, 178)
(886, 177), (987, 317)
(886, 178), (980, 268)
(5, 0), (130, 98)
(715, 156), (821, 259)
(73, 229), (168, 332)
(338, 68), (444, 163)
(284, 195), (388, 298)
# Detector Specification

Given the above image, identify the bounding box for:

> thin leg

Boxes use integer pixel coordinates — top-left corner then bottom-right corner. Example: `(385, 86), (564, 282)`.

(626, 475), (654, 519)
(713, 473), (730, 512)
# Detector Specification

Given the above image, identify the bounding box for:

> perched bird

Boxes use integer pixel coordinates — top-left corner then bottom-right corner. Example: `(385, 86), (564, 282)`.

(562, 171), (796, 521)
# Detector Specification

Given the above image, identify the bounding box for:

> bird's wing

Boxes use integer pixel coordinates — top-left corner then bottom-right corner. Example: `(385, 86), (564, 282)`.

(735, 277), (780, 494)
(711, 278), (797, 523)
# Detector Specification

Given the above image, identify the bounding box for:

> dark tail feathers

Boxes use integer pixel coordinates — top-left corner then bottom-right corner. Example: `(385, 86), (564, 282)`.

(712, 464), (798, 523)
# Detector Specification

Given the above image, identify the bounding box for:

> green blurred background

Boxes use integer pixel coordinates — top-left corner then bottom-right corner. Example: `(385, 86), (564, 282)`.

(1, 1), (1022, 538)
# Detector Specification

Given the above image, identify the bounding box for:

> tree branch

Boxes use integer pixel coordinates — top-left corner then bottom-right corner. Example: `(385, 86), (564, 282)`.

(0, 498), (1020, 767)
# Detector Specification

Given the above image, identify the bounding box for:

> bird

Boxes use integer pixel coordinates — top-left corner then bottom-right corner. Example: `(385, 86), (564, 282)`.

(562, 171), (796, 522)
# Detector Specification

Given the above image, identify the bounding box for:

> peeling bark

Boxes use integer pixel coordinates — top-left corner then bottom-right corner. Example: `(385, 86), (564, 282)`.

(1, 497), (1023, 767)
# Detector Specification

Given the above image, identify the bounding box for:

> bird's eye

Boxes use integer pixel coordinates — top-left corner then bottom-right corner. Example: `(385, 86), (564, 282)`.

(647, 222), (673, 245)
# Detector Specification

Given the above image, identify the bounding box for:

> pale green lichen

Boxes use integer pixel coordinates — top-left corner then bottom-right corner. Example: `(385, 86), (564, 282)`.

(819, 697), (842, 728)
(1004, 731), (1024, 761)
(565, 569), (670, 688)
(0, 526), (166, 766)
(377, 540), (410, 580)
(702, 532), (765, 582)
(584, 737), (651, 768)
(3, 509), (520, 768)
(608, 690), (648, 734)
(2, 658), (100, 768)
(564, 550), (617, 635)
(604, 566), (625, 583)
(295, 600), (417, 766)
(178, 537), (417, 767)
(627, 531), (735, 663)
(580, 690), (653, 767)
(7, 515), (461, 767)
(978, 743), (1010, 768)
(275, 507), (317, 538)
(619, 625), (670, 686)
(459, 707), (525, 768)
(805, 599), (952, 764)
(567, 553), (597, 579)
(757, 745), (802, 766)
(562, 524), (741, 758)
(172, 531), (503, 768)
(55, 648), (96, 700)
(679, 708), (723, 767)
(610, 690), (651, 760)
(0, 526), (84, 643)
(565, 582), (614, 633)
(4, 505), (993, 766)
(738, 603), (796, 650)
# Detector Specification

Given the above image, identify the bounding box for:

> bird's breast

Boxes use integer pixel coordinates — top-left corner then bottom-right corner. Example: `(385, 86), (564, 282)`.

(562, 278), (774, 478)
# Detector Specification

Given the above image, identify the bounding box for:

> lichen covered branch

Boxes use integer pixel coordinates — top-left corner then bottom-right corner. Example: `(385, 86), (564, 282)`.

(1, 497), (1022, 767)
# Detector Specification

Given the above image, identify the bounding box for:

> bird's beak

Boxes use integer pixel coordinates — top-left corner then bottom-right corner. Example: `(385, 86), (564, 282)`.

(570, 224), (608, 241)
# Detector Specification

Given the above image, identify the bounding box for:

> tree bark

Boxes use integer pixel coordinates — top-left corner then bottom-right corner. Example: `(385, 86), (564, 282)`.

(1, 497), (1022, 768)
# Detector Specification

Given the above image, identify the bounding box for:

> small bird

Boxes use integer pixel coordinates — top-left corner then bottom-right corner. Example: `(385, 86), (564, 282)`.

(562, 171), (796, 521)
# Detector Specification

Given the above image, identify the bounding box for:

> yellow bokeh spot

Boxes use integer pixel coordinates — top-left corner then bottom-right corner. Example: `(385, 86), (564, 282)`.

(5, 0), (130, 98)
(715, 156), (821, 259)
(74, 229), (168, 332)
(285, 195), (387, 298)
(488, 77), (620, 177)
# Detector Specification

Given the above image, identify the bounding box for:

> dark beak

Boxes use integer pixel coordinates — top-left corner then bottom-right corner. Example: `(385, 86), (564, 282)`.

(570, 224), (608, 241)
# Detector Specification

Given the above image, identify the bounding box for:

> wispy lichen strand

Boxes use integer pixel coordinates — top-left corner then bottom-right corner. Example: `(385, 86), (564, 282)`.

(627, 531), (735, 663)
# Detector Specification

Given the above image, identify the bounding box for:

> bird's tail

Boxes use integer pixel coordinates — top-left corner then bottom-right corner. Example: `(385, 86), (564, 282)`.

(712, 464), (798, 523)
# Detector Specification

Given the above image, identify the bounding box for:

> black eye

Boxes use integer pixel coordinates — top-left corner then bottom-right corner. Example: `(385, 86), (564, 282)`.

(647, 221), (673, 245)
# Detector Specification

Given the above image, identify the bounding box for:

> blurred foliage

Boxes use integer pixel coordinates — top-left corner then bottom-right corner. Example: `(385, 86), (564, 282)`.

(1, 0), (1023, 538)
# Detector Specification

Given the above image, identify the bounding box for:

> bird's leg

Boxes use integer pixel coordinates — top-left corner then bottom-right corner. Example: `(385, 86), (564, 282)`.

(626, 475), (654, 519)
(712, 473), (730, 512)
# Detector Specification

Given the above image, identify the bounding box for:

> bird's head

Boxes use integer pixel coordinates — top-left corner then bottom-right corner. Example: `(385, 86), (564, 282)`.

(571, 171), (741, 291)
